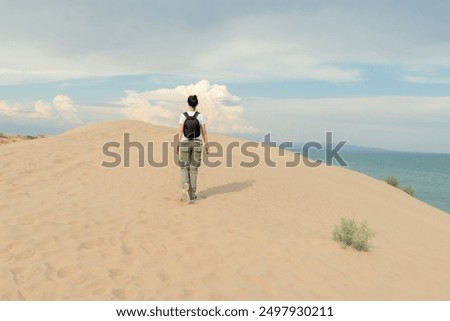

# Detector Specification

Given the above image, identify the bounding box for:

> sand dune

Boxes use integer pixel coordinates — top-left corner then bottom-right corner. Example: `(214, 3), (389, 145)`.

(1, 120), (450, 300)
(0, 134), (45, 145)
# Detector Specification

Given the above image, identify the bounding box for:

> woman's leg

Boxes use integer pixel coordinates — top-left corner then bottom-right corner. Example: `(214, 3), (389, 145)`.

(188, 141), (203, 199)
(179, 142), (190, 200)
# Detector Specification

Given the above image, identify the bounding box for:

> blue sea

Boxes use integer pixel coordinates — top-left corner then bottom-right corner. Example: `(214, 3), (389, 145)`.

(296, 149), (450, 214)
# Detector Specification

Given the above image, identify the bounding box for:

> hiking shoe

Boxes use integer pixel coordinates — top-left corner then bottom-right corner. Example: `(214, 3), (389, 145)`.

(181, 183), (190, 202)
(189, 195), (198, 203)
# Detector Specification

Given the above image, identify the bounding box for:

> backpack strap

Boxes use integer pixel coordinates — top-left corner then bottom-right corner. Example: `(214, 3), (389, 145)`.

(184, 111), (199, 120)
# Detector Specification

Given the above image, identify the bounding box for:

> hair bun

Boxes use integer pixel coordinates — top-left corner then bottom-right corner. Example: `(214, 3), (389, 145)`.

(187, 95), (199, 108)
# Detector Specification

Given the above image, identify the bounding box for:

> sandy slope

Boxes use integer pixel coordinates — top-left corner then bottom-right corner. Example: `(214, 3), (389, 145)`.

(0, 135), (44, 145)
(1, 120), (449, 300)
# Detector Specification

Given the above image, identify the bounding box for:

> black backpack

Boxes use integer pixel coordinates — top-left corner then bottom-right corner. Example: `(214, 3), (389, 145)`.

(183, 111), (201, 140)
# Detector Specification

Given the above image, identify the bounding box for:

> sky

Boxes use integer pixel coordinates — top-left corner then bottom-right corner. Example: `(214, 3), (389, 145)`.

(1, 0), (450, 152)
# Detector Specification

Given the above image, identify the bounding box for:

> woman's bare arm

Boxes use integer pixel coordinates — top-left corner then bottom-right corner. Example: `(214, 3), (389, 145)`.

(177, 123), (183, 154)
(201, 124), (209, 154)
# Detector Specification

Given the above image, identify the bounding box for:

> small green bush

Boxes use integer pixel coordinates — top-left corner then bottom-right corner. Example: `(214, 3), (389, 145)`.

(384, 175), (399, 188)
(25, 135), (37, 140)
(402, 185), (415, 197)
(384, 175), (415, 198)
(333, 218), (374, 251)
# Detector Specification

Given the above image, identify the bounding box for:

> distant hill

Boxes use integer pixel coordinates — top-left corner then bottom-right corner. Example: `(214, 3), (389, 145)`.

(286, 143), (388, 153)
(233, 133), (388, 153)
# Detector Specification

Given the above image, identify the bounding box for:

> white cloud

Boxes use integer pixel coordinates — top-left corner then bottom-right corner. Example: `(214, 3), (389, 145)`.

(194, 40), (362, 82)
(404, 75), (450, 85)
(244, 96), (450, 153)
(119, 80), (257, 134)
(1, 1), (450, 84)
(2, 89), (450, 152)
(51, 95), (78, 119)
(32, 95), (78, 121)
(33, 100), (52, 118)
(0, 101), (19, 116)
(0, 95), (79, 122)
(1, 82), (256, 135)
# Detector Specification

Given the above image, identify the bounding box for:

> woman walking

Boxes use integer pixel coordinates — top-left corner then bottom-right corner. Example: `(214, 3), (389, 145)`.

(177, 95), (209, 202)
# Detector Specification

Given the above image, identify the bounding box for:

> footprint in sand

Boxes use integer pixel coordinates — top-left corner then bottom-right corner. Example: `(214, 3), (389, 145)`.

(9, 267), (33, 285)
(6, 241), (33, 257)
(93, 286), (107, 296)
(108, 268), (125, 279)
(71, 273), (95, 286)
(112, 288), (127, 300)
(36, 237), (60, 252)
(82, 280), (108, 297)
(112, 288), (141, 300)
(17, 216), (36, 226)
(79, 238), (104, 250)
(122, 252), (138, 266)
(16, 248), (37, 260)
(18, 288), (29, 301)
(3, 161), (12, 169)
(121, 244), (134, 256)
(52, 158), (66, 165)
(184, 246), (196, 254)
(57, 265), (81, 279)
(0, 250), (13, 264)
(107, 236), (120, 247)
(157, 272), (171, 282)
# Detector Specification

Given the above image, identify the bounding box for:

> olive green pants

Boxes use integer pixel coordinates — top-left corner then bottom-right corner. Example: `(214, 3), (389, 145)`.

(179, 140), (202, 199)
